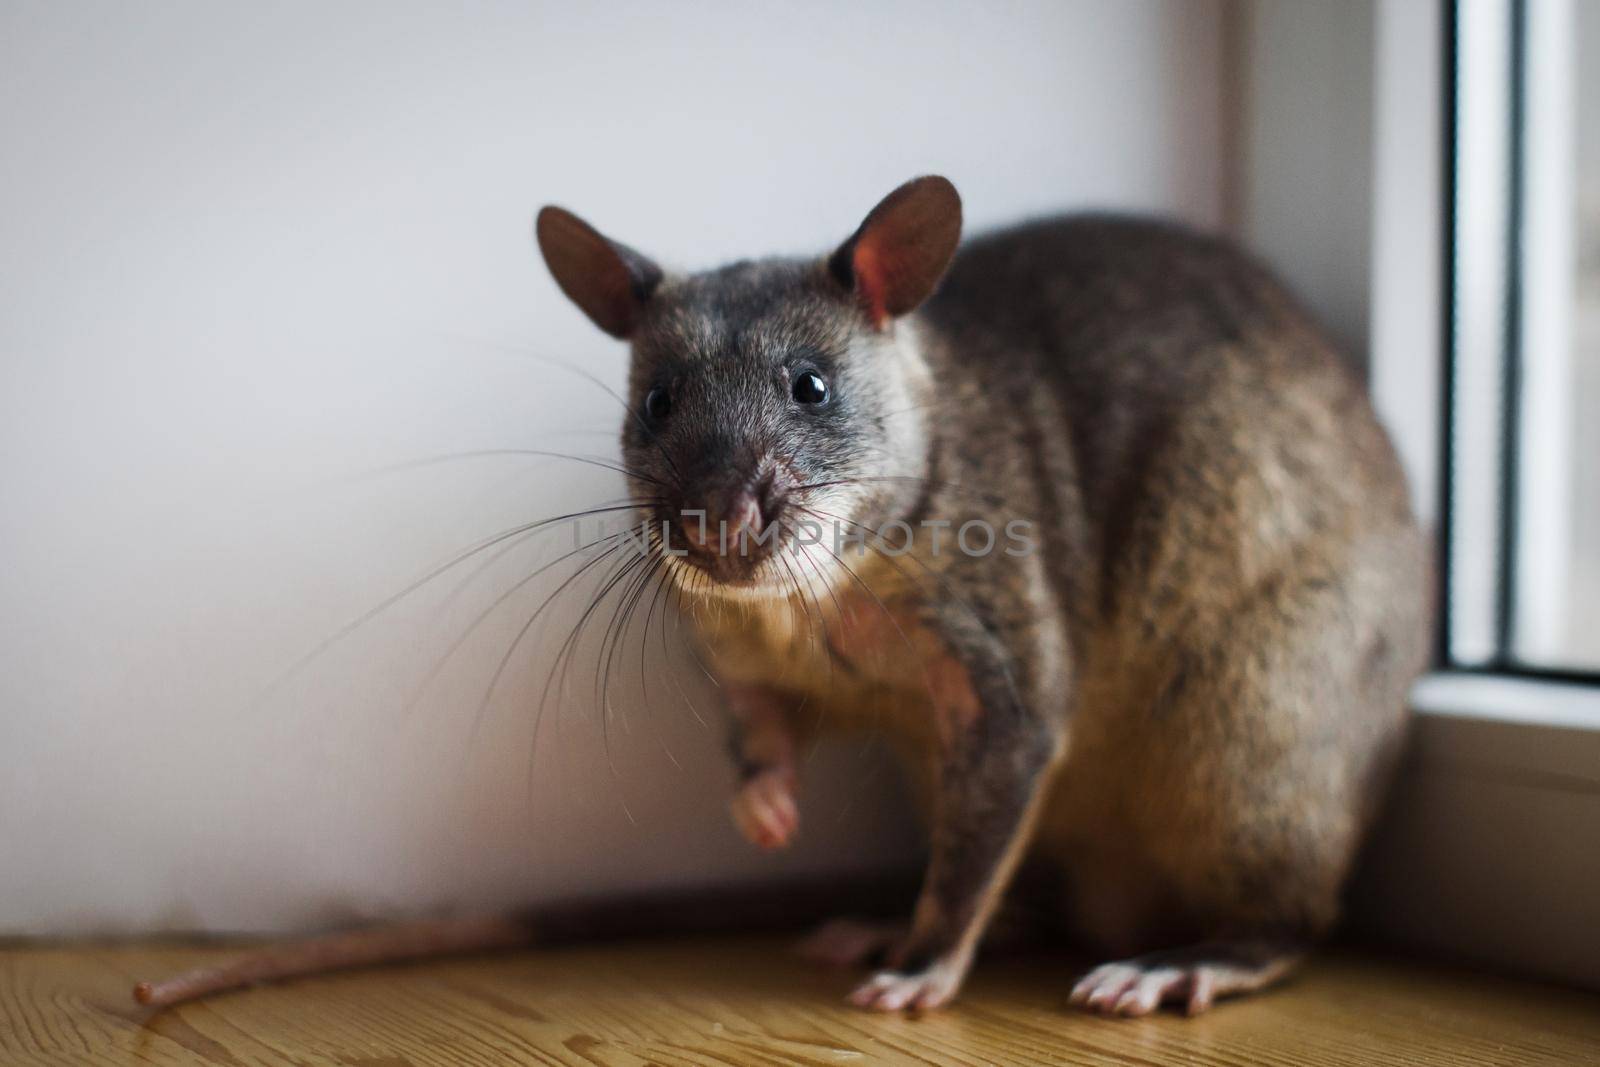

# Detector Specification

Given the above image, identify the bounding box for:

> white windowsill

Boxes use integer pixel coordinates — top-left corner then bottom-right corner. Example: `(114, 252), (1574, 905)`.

(1413, 670), (1600, 733)
(1349, 670), (1600, 993)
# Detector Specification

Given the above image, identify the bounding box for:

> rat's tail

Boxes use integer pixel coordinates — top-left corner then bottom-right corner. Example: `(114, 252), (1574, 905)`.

(131, 876), (913, 1009)
(132, 915), (533, 1008)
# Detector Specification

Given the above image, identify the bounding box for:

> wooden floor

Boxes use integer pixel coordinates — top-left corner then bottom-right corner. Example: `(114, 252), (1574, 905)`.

(4, 936), (1599, 1066)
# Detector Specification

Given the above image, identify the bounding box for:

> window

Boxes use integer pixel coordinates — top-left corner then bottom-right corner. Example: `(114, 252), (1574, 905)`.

(1444, 0), (1600, 676)
(1269, 0), (1600, 993)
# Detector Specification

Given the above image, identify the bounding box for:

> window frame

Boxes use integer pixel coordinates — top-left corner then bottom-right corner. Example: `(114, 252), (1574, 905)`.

(1440, 0), (1600, 682)
(1349, 0), (1600, 992)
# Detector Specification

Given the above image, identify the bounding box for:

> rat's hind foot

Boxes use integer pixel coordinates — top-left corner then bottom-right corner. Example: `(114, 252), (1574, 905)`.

(795, 918), (906, 968)
(1068, 941), (1304, 1017)
(729, 768), (797, 850)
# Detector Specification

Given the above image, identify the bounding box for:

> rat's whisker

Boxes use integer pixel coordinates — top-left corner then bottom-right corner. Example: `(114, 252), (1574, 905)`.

(576, 550), (656, 778)
(875, 394), (973, 423)
(658, 563), (713, 729)
(785, 537), (844, 742)
(526, 532), (653, 780)
(637, 548), (681, 732)
(446, 337), (690, 492)
(399, 528), (632, 726)
(597, 539), (661, 738)
(546, 550), (640, 788)
(791, 475), (1008, 508)
(774, 521), (837, 698)
(337, 449), (671, 490)
(669, 569), (723, 692)
(256, 501), (659, 707)
(430, 496), (657, 620)
(519, 533), (644, 804)
(475, 528), (643, 757)
(614, 551), (683, 770)
(783, 519), (854, 649)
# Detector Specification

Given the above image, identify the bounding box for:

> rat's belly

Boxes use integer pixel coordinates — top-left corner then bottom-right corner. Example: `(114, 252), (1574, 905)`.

(694, 579), (980, 758)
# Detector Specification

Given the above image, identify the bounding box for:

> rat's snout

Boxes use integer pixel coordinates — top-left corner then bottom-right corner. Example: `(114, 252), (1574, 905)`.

(674, 466), (791, 579)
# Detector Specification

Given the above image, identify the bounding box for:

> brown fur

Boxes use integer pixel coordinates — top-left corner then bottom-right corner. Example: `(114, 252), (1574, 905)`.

(542, 178), (1430, 1014)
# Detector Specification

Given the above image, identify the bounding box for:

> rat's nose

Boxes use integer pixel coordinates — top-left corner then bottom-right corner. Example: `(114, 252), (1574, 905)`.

(680, 471), (785, 556)
(723, 489), (764, 547)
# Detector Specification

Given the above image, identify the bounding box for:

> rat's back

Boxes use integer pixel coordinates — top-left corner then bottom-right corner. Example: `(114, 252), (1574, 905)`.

(921, 213), (1429, 960)
(922, 214), (1368, 526)
(920, 213), (1421, 620)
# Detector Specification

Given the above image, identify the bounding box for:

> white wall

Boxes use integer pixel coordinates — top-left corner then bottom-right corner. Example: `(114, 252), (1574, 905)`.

(1239, 0), (1446, 530)
(1366, 0), (1441, 529)
(1237, 0), (1375, 361)
(0, 0), (1225, 934)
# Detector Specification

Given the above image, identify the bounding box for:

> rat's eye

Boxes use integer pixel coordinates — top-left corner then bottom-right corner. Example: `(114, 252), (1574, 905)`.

(791, 370), (829, 405)
(644, 384), (671, 421)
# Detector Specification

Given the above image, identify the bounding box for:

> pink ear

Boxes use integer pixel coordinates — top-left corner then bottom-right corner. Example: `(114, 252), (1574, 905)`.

(536, 206), (661, 339)
(830, 176), (962, 327)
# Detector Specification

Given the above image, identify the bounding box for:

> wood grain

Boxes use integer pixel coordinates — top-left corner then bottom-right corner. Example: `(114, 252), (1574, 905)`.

(3, 937), (1598, 1066)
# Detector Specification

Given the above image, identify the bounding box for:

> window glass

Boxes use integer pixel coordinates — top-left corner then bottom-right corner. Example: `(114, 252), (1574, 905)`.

(1511, 0), (1600, 670)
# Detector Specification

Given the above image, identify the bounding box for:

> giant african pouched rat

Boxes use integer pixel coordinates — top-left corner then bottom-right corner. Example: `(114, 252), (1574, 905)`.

(136, 176), (1428, 1017)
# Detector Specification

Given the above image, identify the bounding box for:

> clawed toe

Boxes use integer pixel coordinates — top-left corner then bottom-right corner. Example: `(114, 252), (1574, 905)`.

(1069, 962), (1199, 1017)
(848, 961), (963, 1013)
(1069, 943), (1302, 1017)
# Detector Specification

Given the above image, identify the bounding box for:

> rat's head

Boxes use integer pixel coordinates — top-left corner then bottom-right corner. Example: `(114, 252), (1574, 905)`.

(535, 176), (961, 600)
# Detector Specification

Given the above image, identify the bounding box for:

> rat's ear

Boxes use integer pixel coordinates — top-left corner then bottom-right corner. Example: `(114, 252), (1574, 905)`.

(829, 175), (962, 327)
(536, 206), (663, 339)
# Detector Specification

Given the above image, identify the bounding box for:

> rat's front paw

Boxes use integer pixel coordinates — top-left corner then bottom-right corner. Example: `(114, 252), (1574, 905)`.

(729, 769), (797, 850)
(847, 955), (969, 1013)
